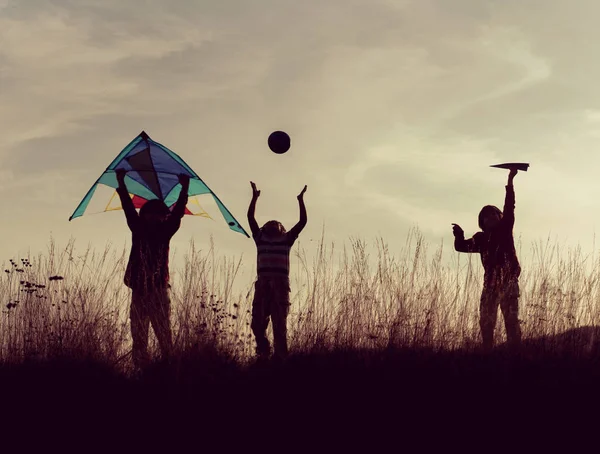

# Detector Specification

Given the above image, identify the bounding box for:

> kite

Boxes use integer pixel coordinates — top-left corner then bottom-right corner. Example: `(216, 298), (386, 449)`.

(69, 131), (249, 237)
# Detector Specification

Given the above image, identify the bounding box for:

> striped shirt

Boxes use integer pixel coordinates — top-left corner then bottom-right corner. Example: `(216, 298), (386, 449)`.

(254, 231), (299, 278)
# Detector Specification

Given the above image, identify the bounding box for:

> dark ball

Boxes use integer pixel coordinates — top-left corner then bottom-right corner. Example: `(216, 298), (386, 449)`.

(268, 131), (290, 154)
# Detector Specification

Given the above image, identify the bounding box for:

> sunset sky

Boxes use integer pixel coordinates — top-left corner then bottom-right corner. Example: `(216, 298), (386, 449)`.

(2, 0), (600, 280)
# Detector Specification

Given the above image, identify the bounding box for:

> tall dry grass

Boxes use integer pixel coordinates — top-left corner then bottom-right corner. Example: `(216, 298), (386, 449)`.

(1, 228), (599, 370)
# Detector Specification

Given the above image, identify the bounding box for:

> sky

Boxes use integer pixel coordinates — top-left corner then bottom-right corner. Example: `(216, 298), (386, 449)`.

(2, 0), (600, 282)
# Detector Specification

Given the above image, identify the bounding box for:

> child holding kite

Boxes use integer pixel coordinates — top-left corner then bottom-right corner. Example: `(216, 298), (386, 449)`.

(247, 181), (307, 360)
(68, 131), (250, 368)
(452, 168), (522, 352)
(116, 168), (190, 368)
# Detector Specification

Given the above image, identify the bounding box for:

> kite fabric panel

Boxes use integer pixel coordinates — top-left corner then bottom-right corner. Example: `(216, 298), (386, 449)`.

(104, 191), (212, 218)
(69, 131), (249, 238)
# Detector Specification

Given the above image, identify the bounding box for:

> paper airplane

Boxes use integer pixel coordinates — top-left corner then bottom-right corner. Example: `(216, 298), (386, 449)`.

(490, 163), (529, 171)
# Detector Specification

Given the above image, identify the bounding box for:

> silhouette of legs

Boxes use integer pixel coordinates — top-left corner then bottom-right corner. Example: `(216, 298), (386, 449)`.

(131, 293), (151, 368)
(479, 289), (499, 352)
(480, 280), (521, 352)
(499, 282), (521, 350)
(251, 278), (291, 359)
(251, 281), (271, 358)
(148, 288), (173, 361)
(271, 286), (290, 360)
(131, 287), (173, 368)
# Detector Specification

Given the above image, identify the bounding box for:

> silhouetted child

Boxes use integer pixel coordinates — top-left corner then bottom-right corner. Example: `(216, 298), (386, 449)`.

(247, 181), (307, 360)
(116, 169), (189, 368)
(452, 168), (522, 351)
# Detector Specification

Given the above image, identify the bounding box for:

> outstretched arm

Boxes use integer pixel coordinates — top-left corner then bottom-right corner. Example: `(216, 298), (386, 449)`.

(503, 169), (517, 227)
(452, 224), (480, 253)
(247, 181), (261, 238)
(164, 174), (190, 237)
(288, 185), (307, 240)
(115, 169), (140, 232)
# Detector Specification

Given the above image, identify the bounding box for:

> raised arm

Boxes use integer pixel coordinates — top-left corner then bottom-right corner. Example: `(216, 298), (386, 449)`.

(247, 181), (261, 238)
(452, 224), (480, 253)
(116, 169), (140, 232)
(288, 185), (307, 240)
(164, 174), (190, 237)
(503, 168), (517, 227)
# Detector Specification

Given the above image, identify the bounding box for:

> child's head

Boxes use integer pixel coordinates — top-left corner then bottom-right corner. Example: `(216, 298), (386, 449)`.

(140, 199), (170, 223)
(261, 220), (286, 238)
(478, 205), (502, 231)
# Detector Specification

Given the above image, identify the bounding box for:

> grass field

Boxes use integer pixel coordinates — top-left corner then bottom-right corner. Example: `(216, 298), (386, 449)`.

(1, 230), (599, 447)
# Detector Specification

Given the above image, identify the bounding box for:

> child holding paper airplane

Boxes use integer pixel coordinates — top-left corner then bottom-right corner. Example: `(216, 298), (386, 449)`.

(452, 165), (523, 352)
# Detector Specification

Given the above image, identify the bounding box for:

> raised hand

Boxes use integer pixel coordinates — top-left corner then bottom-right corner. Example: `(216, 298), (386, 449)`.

(297, 185), (307, 201)
(116, 168), (127, 184)
(178, 174), (190, 189)
(508, 168), (518, 184)
(451, 223), (464, 237)
(251, 181), (261, 199)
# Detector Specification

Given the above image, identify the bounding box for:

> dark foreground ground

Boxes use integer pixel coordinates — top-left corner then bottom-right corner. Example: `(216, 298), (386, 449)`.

(2, 328), (600, 451)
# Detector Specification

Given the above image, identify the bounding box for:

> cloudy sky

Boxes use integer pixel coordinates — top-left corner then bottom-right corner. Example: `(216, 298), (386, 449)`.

(1, 0), (600, 277)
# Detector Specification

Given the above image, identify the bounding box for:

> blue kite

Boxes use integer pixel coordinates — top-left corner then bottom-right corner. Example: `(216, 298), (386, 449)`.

(69, 131), (249, 237)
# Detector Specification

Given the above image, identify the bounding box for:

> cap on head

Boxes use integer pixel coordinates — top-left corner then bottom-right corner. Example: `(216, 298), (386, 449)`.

(478, 205), (502, 230)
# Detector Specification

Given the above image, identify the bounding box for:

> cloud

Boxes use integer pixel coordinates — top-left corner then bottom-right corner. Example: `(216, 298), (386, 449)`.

(2, 0), (600, 265)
